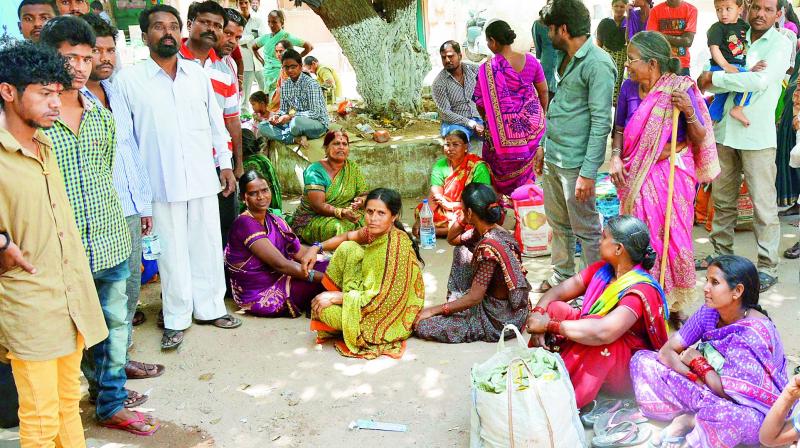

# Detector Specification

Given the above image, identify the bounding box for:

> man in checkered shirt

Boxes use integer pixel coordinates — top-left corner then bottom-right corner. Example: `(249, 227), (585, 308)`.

(259, 48), (328, 149)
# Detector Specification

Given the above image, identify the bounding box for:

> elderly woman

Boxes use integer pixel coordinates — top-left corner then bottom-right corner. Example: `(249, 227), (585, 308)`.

(596, 0), (629, 104)
(526, 215), (670, 409)
(413, 130), (491, 237)
(289, 130), (369, 243)
(224, 171), (327, 317)
(631, 255), (788, 448)
(414, 183), (530, 343)
(304, 188), (425, 359)
(610, 31), (719, 325)
(473, 20), (548, 196)
(251, 9), (312, 94)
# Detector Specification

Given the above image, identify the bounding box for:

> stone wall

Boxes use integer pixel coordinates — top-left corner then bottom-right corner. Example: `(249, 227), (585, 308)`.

(265, 137), (443, 198)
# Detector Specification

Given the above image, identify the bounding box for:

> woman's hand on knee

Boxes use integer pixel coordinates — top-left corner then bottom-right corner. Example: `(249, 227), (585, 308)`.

(311, 291), (341, 316)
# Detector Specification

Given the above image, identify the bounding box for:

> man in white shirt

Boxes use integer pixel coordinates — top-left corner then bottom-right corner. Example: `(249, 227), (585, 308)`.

(111, 4), (242, 350)
(237, 0), (266, 112)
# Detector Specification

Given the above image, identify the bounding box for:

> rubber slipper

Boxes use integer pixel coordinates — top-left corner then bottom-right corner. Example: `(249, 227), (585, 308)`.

(594, 407), (648, 435)
(758, 272), (777, 292)
(593, 421), (652, 447)
(132, 310), (146, 326)
(784, 242), (800, 259)
(694, 255), (714, 271)
(100, 410), (161, 436)
(581, 398), (622, 428)
(649, 429), (686, 448)
(196, 314), (242, 329)
(125, 360), (165, 379)
(533, 279), (553, 294)
(161, 329), (184, 350)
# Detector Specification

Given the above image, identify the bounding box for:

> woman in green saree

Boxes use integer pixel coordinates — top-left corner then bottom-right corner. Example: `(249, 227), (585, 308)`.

(304, 188), (425, 359)
(288, 130), (369, 243)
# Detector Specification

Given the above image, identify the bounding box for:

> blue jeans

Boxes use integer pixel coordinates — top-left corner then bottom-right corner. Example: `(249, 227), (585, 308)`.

(708, 65), (752, 121)
(440, 117), (484, 141)
(259, 116), (328, 144)
(81, 260), (130, 421)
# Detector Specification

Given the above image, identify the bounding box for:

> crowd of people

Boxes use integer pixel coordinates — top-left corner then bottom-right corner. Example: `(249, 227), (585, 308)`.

(0, 0), (799, 446)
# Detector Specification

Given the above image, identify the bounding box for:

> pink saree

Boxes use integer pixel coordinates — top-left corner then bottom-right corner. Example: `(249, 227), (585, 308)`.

(618, 74), (719, 311)
(474, 53), (546, 195)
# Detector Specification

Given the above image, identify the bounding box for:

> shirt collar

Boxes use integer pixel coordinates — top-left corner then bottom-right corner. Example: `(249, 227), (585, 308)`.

(179, 38), (221, 63)
(0, 127), (51, 155)
(747, 25), (780, 44)
(145, 57), (191, 79)
(574, 37), (594, 59)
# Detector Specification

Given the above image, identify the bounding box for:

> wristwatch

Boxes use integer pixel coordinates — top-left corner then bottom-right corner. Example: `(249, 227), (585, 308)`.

(0, 231), (10, 253)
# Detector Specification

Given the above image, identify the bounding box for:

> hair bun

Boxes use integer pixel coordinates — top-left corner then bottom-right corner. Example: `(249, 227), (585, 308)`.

(641, 245), (657, 270)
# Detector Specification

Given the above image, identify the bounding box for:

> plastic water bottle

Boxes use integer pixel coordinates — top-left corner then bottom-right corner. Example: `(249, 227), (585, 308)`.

(142, 234), (162, 260)
(419, 199), (436, 250)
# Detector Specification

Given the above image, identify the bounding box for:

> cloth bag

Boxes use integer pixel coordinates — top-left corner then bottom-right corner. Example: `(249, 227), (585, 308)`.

(510, 184), (551, 257)
(470, 325), (586, 448)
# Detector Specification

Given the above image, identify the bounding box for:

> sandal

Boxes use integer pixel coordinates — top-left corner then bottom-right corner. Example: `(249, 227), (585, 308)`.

(533, 279), (553, 294)
(196, 314), (242, 329)
(778, 203), (799, 216)
(161, 329), (184, 350)
(694, 255), (714, 271)
(132, 310), (146, 326)
(580, 398), (623, 428)
(593, 421), (652, 447)
(594, 407), (648, 435)
(758, 272), (777, 292)
(89, 388), (148, 408)
(649, 429), (685, 448)
(125, 360), (165, 380)
(784, 242), (800, 259)
(100, 410), (160, 436)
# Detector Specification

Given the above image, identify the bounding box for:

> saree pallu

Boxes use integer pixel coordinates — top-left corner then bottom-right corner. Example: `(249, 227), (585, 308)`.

(474, 53), (546, 196)
(414, 154), (490, 229)
(618, 74), (719, 311)
(225, 212), (327, 317)
(289, 160), (369, 243)
(310, 228), (425, 359)
(414, 228), (530, 343)
(631, 306), (788, 448)
(243, 153), (283, 211)
(537, 262), (669, 408)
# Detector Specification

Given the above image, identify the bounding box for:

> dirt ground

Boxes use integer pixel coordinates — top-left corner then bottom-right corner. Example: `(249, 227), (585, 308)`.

(2, 198), (796, 448)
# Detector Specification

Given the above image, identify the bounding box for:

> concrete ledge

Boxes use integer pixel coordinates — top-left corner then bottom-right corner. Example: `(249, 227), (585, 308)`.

(265, 135), (443, 197)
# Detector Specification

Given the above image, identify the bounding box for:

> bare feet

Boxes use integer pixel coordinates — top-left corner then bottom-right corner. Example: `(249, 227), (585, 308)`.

(651, 413), (695, 448)
(100, 408), (160, 436)
(729, 106), (750, 127)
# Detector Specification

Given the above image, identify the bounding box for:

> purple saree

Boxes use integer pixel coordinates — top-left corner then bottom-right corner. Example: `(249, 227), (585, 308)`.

(631, 305), (789, 447)
(224, 212), (327, 317)
(473, 53), (546, 195)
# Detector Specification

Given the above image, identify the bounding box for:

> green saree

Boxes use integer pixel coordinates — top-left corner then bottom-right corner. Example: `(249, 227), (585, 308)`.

(289, 160), (369, 243)
(310, 228), (425, 359)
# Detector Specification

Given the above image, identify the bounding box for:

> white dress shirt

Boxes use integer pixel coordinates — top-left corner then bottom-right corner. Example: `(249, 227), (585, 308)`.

(111, 57), (232, 203)
(240, 14), (266, 72)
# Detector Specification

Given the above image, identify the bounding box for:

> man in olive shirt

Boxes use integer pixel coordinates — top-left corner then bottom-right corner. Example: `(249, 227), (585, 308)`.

(534, 0), (616, 291)
(0, 40), (107, 448)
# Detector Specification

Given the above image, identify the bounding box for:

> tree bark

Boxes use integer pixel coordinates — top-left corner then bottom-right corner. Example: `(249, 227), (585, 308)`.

(307, 0), (430, 117)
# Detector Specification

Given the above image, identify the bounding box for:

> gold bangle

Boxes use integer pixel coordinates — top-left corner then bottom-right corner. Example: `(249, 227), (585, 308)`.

(334, 207), (342, 219)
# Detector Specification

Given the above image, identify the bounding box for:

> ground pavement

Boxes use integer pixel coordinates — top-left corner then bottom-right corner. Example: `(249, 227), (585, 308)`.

(0, 199), (797, 448)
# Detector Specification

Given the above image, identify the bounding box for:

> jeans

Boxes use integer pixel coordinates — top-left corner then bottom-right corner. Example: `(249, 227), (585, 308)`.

(542, 162), (602, 285)
(259, 116), (328, 144)
(708, 65), (752, 122)
(80, 260), (130, 421)
(124, 214), (142, 353)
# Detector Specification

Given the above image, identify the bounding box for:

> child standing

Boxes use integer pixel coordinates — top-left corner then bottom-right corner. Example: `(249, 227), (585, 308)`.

(707, 0), (757, 126)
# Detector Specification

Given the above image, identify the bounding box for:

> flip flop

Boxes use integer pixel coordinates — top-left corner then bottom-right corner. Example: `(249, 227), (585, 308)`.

(161, 329), (184, 350)
(592, 421), (652, 447)
(649, 429), (686, 448)
(594, 407), (648, 435)
(195, 314), (242, 329)
(784, 242), (800, 259)
(100, 410), (161, 436)
(533, 279), (553, 294)
(580, 398), (623, 428)
(758, 272), (777, 292)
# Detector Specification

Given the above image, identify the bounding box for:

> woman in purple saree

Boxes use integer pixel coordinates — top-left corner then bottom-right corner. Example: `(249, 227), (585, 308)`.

(630, 255), (788, 448)
(473, 20), (548, 196)
(225, 171), (328, 317)
(610, 32), (719, 322)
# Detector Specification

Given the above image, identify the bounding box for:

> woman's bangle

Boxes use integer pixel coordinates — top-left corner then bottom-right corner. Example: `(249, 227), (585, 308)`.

(686, 112), (698, 124)
(333, 207), (342, 219)
(312, 241), (322, 251)
(442, 302), (451, 316)
(611, 148), (622, 157)
(307, 269), (316, 282)
(530, 305), (546, 315)
(546, 319), (562, 335)
(690, 357), (715, 379)
(685, 371), (699, 382)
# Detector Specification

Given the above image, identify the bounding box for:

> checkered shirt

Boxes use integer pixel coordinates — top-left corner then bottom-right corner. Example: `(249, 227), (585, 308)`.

(279, 72), (329, 127)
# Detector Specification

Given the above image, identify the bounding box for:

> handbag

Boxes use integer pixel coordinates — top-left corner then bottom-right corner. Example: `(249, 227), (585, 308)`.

(470, 325), (586, 448)
(511, 184), (551, 257)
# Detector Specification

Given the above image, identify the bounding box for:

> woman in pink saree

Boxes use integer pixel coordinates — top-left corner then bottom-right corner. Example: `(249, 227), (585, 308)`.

(473, 20), (548, 196)
(610, 32), (719, 324)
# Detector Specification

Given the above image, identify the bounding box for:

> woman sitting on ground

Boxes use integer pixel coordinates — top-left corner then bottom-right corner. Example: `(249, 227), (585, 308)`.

(526, 215), (669, 409)
(288, 130), (369, 243)
(413, 130), (491, 237)
(414, 183), (530, 343)
(630, 255), (789, 448)
(224, 170), (328, 317)
(305, 188), (425, 359)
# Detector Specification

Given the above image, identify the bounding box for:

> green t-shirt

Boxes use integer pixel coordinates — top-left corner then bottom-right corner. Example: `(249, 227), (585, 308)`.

(254, 30), (306, 91)
(430, 157), (491, 187)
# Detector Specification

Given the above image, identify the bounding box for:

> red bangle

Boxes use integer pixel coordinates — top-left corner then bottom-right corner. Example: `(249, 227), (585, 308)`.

(546, 319), (562, 335)
(530, 306), (546, 315)
(690, 357), (715, 379)
(685, 371), (699, 382)
(442, 302), (451, 316)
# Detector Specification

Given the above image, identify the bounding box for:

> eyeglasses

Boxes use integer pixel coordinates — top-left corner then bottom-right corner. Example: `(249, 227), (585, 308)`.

(625, 57), (642, 65)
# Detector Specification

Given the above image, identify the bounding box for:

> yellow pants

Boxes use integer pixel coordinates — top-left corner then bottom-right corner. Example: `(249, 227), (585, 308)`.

(7, 336), (86, 448)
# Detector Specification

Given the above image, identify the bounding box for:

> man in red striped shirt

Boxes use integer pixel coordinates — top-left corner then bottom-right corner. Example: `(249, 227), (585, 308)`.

(180, 0), (244, 255)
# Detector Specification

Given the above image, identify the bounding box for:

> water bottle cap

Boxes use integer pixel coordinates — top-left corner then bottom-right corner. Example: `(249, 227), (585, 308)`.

(423, 199), (428, 203)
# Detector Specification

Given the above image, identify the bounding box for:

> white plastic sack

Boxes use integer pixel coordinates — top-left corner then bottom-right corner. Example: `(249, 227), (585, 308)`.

(470, 325), (586, 448)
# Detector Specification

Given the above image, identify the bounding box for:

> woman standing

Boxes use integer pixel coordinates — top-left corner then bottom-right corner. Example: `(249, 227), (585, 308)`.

(624, 0), (651, 41)
(610, 32), (719, 324)
(631, 255), (788, 448)
(473, 20), (548, 196)
(251, 10), (312, 94)
(776, 51), (800, 216)
(596, 0), (629, 105)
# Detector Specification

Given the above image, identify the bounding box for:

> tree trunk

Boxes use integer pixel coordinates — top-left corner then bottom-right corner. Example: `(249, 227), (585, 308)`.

(308, 0), (430, 117)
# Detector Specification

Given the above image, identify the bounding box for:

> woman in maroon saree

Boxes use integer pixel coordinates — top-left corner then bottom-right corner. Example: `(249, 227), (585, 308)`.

(473, 20), (548, 196)
(225, 171), (328, 317)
